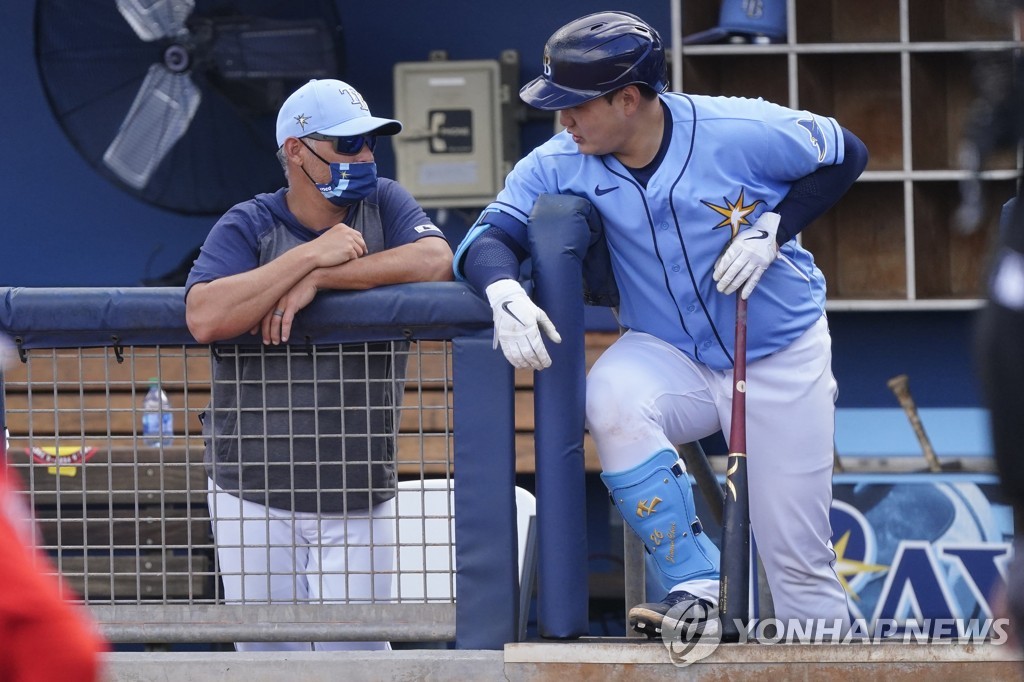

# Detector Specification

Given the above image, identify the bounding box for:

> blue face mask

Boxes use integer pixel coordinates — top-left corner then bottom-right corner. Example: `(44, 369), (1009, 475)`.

(300, 141), (377, 207)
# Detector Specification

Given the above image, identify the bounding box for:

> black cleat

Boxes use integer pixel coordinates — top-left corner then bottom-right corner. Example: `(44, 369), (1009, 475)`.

(628, 590), (717, 639)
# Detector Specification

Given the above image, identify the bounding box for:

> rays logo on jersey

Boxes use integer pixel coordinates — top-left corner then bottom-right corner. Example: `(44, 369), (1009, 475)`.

(797, 117), (827, 162)
(700, 188), (764, 236)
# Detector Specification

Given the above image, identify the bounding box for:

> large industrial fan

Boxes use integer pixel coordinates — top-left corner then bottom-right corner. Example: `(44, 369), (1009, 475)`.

(34, 0), (345, 214)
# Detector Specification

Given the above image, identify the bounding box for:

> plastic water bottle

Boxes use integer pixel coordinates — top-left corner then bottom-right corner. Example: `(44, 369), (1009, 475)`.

(141, 379), (174, 447)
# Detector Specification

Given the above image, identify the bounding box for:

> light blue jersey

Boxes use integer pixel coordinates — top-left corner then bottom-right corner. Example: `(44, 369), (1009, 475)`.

(458, 93), (843, 370)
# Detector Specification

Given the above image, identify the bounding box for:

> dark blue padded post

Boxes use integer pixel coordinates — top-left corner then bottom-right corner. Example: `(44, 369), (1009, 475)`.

(528, 194), (606, 638)
(453, 335), (519, 649)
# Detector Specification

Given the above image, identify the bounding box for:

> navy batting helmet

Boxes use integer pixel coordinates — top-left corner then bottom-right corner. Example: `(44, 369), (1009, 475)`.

(520, 11), (669, 111)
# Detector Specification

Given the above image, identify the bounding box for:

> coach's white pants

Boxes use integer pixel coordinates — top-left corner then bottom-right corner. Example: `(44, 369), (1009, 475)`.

(209, 482), (394, 651)
(586, 316), (850, 626)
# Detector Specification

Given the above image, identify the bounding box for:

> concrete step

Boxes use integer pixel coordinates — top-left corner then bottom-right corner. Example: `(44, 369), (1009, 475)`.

(104, 640), (1024, 681)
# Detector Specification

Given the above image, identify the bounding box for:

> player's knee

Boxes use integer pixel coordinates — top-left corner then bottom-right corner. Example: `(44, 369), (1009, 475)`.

(586, 373), (656, 437)
(585, 374), (638, 432)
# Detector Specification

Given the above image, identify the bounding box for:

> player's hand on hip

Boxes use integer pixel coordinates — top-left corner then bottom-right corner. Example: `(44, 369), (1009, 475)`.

(713, 211), (781, 299)
(485, 279), (562, 370)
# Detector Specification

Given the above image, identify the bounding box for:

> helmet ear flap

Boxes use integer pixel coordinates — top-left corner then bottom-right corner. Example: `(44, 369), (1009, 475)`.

(519, 11), (669, 111)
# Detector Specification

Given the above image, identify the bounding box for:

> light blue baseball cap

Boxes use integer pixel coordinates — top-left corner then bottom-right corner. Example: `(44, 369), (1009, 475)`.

(684, 0), (786, 44)
(275, 79), (402, 147)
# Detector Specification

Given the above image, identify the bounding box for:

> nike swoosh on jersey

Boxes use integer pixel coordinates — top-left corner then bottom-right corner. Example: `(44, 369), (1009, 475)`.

(501, 301), (526, 326)
(594, 185), (619, 196)
(745, 230), (770, 240)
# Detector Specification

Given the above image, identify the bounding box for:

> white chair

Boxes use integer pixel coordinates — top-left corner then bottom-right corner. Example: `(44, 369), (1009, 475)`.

(391, 478), (537, 639)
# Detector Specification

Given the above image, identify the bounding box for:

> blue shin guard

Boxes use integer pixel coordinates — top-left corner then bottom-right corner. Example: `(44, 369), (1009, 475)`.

(602, 449), (720, 592)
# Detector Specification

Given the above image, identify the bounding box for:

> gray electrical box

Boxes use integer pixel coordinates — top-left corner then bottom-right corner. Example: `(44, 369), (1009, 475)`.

(393, 59), (511, 208)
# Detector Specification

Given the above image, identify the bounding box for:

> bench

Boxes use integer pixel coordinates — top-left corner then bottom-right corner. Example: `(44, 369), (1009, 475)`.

(0, 335), (621, 604)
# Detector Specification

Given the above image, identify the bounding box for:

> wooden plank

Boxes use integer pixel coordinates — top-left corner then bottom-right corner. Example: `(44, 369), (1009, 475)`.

(5, 334), (614, 393)
(7, 447), (207, 504)
(3, 390), (210, 436)
(397, 391), (451, 433)
(4, 334), (619, 479)
(5, 421), (604, 481)
(3, 348), (212, 390)
(6, 439), (467, 495)
(5, 341), (453, 389)
(5, 428), (604, 477)
(396, 433), (603, 473)
(511, 432), (603, 473)
(4, 388), (454, 437)
(404, 341), (452, 382)
(4, 329), (614, 409)
(32, 506), (212, 549)
(53, 554), (215, 601)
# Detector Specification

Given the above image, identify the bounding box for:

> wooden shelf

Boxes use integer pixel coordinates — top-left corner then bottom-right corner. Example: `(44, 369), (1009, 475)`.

(681, 53), (788, 101)
(795, 0), (901, 43)
(907, 0), (1013, 42)
(675, 0), (1018, 308)
(797, 52), (905, 172)
(913, 179), (1012, 298)
(910, 50), (1017, 171)
(801, 182), (907, 299)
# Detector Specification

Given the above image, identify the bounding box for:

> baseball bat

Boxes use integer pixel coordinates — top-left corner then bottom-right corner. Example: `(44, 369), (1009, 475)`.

(886, 374), (943, 473)
(719, 295), (751, 643)
(678, 441), (725, 526)
(833, 445), (845, 474)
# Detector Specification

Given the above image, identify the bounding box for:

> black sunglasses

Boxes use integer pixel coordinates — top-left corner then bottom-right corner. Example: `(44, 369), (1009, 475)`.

(303, 132), (377, 155)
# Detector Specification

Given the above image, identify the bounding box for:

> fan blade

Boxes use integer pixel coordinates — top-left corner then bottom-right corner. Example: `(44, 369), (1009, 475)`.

(102, 63), (201, 190)
(116, 0), (194, 42)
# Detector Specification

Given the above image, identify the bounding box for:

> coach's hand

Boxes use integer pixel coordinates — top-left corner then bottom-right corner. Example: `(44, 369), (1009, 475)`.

(485, 279), (562, 370)
(713, 211), (782, 299)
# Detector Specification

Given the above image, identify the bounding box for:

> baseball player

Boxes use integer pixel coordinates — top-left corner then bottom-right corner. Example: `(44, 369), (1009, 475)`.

(454, 11), (867, 638)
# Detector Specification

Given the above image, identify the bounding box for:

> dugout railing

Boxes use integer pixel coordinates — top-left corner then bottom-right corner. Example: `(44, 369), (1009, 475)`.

(0, 282), (531, 650)
(0, 195), (619, 649)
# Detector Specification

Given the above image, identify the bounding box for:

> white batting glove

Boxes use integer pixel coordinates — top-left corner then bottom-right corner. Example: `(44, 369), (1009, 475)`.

(713, 212), (782, 300)
(484, 279), (562, 370)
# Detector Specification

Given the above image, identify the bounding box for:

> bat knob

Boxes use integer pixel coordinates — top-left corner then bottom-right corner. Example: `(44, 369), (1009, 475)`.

(886, 374), (910, 398)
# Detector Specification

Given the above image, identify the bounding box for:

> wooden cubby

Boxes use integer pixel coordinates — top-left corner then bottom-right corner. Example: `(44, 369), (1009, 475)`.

(801, 182), (908, 300)
(797, 53), (904, 172)
(795, 0), (901, 43)
(907, 0), (1011, 42)
(676, 0), (1021, 308)
(682, 54), (788, 101)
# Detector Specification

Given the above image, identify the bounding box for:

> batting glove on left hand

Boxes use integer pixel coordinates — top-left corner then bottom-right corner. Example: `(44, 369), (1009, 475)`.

(485, 279), (562, 370)
(713, 211), (781, 299)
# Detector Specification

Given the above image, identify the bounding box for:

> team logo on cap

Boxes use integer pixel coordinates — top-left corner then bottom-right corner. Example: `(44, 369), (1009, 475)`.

(742, 0), (765, 19)
(340, 88), (369, 111)
(543, 51), (552, 78)
(294, 113), (311, 131)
